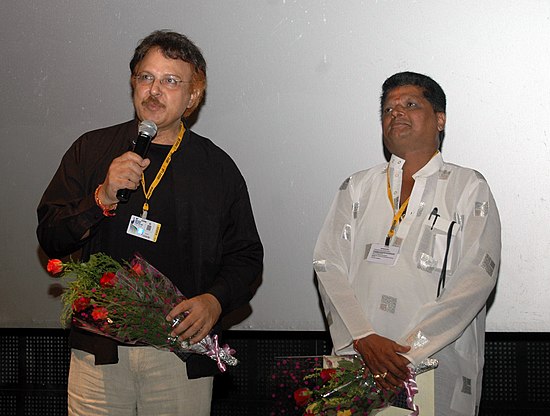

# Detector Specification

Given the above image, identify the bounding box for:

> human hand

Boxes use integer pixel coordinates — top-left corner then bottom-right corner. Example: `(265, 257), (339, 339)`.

(354, 334), (411, 391)
(99, 151), (151, 205)
(166, 294), (222, 344)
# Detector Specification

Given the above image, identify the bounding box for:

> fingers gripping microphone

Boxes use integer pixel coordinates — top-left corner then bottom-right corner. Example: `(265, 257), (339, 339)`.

(116, 120), (158, 203)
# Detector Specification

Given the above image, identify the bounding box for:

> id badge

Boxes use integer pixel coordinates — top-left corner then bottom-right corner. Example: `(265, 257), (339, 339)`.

(127, 215), (161, 242)
(366, 243), (400, 266)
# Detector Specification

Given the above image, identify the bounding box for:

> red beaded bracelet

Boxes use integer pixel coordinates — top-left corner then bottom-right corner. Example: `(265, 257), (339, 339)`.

(94, 184), (117, 217)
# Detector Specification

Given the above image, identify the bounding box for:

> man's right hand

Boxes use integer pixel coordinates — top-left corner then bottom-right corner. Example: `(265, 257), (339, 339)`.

(100, 152), (150, 205)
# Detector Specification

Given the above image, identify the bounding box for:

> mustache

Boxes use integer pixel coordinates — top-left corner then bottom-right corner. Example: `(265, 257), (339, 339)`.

(142, 96), (165, 108)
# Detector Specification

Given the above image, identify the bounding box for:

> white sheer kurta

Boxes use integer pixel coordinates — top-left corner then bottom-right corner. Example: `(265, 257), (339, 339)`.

(314, 153), (501, 415)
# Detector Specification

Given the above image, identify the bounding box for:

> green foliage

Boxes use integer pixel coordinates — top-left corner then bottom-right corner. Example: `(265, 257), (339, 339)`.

(58, 253), (121, 326)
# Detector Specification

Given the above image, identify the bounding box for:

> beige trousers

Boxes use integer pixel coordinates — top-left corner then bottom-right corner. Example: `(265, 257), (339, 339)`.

(68, 346), (213, 416)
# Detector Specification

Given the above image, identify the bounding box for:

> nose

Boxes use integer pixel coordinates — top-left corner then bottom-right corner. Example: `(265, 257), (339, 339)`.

(391, 105), (405, 118)
(149, 78), (162, 97)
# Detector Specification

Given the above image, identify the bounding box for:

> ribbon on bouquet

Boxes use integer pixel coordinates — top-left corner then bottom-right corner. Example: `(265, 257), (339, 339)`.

(204, 334), (238, 372)
(404, 369), (420, 416)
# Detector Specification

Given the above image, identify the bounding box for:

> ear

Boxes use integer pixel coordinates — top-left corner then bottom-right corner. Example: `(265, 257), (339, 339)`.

(436, 112), (446, 131)
(187, 88), (201, 110)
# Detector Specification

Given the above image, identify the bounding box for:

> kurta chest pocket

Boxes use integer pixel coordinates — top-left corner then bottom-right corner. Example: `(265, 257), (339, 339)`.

(415, 210), (461, 277)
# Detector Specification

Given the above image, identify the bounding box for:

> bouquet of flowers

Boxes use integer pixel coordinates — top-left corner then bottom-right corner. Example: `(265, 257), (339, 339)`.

(46, 252), (237, 372)
(272, 355), (437, 416)
(295, 355), (398, 415)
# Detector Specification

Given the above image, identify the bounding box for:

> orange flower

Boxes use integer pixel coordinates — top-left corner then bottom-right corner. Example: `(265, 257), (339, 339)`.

(132, 262), (143, 275)
(91, 306), (109, 321)
(46, 259), (63, 275)
(99, 272), (117, 288)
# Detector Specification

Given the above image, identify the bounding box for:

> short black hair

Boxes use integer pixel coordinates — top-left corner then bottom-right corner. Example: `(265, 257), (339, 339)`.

(381, 71), (446, 113)
(130, 30), (206, 77)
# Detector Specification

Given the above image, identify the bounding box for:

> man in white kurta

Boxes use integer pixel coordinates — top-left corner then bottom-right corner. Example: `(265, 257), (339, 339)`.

(314, 72), (501, 415)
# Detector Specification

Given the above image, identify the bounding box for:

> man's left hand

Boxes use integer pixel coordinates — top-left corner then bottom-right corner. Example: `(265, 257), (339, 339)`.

(166, 294), (222, 344)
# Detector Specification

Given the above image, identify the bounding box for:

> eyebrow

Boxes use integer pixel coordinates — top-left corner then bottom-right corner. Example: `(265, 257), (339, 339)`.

(139, 71), (182, 77)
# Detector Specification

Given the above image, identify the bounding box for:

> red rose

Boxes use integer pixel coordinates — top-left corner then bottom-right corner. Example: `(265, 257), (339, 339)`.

(293, 387), (312, 407)
(99, 272), (117, 288)
(72, 297), (91, 312)
(46, 259), (63, 275)
(320, 368), (337, 383)
(91, 306), (109, 321)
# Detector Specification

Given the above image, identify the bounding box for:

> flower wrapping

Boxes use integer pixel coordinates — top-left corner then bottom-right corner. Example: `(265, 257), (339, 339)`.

(47, 252), (237, 372)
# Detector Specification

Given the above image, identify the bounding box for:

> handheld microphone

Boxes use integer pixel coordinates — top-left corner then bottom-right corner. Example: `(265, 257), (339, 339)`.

(116, 120), (158, 203)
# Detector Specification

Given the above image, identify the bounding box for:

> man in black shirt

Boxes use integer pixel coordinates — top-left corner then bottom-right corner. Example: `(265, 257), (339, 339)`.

(37, 30), (263, 415)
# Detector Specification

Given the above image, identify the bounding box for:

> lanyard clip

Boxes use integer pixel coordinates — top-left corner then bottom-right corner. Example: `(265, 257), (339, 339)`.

(141, 201), (149, 219)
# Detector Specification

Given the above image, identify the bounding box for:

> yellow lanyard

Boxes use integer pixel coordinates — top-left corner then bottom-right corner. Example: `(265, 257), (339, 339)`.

(140, 122), (185, 218)
(385, 168), (409, 245)
(384, 151), (439, 245)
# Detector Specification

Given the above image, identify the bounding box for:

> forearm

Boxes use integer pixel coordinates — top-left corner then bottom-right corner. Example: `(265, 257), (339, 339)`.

(206, 239), (263, 314)
(206, 182), (263, 314)
(37, 192), (104, 258)
(400, 264), (496, 365)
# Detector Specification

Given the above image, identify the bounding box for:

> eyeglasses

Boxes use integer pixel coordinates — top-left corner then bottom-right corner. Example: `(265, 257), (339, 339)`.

(133, 72), (191, 90)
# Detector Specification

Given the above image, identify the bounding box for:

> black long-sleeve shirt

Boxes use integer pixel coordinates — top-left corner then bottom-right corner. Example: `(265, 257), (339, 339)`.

(37, 119), (263, 375)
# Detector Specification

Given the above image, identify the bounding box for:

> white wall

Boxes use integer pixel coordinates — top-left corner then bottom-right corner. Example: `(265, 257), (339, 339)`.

(1, 0), (549, 332)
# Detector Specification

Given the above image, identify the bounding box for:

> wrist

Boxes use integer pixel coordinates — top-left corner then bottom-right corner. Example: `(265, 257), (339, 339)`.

(94, 184), (117, 217)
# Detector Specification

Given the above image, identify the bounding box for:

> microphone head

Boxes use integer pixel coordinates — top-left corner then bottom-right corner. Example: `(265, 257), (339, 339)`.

(138, 120), (158, 138)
